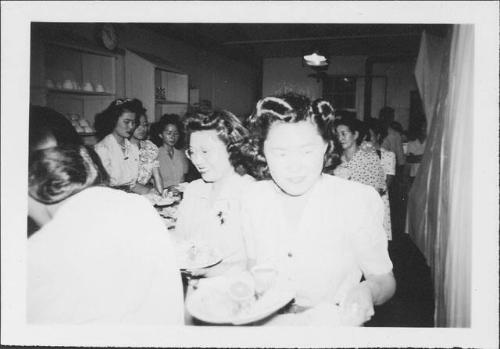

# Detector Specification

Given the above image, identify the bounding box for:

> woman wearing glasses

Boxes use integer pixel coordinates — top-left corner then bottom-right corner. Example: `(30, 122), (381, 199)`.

(154, 114), (190, 189)
(173, 110), (253, 276)
(241, 93), (395, 326)
(94, 98), (152, 194)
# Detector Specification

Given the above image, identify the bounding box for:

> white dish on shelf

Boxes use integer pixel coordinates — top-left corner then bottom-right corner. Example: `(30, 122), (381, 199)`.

(95, 84), (105, 92)
(63, 79), (74, 90)
(83, 82), (94, 92)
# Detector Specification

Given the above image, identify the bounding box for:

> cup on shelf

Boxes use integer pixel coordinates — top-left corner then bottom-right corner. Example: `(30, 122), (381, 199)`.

(45, 79), (55, 89)
(79, 119), (90, 127)
(82, 82), (94, 92)
(95, 83), (105, 93)
(63, 79), (74, 90)
(73, 81), (81, 90)
(83, 126), (94, 133)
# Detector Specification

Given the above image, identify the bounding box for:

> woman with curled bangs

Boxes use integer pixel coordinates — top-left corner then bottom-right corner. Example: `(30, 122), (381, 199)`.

(27, 145), (184, 324)
(173, 109), (254, 277)
(240, 92), (396, 326)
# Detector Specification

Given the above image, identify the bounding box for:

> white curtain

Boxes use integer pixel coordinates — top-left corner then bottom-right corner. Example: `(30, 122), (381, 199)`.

(407, 25), (473, 327)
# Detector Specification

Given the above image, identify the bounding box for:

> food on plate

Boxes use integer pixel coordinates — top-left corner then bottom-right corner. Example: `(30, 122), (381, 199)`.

(251, 266), (278, 298)
(176, 241), (220, 270)
(228, 275), (257, 314)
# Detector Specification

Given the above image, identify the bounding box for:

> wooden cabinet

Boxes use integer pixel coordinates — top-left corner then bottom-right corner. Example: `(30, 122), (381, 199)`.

(125, 49), (189, 122)
(30, 35), (120, 145)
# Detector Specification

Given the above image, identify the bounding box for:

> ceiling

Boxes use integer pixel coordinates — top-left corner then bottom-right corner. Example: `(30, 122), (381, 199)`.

(139, 23), (449, 66)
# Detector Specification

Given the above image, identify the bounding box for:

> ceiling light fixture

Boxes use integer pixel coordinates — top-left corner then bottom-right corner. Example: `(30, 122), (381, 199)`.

(303, 51), (328, 67)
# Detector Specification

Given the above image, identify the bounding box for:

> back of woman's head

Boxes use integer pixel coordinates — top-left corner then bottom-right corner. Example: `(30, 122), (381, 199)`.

(94, 98), (145, 141)
(29, 145), (109, 204)
(29, 105), (82, 152)
(184, 109), (249, 169)
(243, 93), (335, 179)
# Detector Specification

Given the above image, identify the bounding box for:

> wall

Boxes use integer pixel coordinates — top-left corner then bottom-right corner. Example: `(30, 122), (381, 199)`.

(373, 60), (418, 129)
(33, 23), (260, 119)
(262, 56), (366, 100)
(262, 55), (417, 129)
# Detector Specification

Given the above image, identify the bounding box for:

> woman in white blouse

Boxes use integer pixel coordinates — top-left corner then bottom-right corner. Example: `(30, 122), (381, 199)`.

(241, 93), (396, 326)
(174, 110), (254, 277)
(94, 98), (152, 194)
(27, 145), (184, 324)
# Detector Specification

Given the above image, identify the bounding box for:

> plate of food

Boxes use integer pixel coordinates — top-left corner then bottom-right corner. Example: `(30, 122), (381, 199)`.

(175, 241), (223, 272)
(185, 272), (295, 325)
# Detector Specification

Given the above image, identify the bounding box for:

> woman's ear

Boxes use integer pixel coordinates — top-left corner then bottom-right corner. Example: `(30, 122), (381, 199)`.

(354, 131), (359, 141)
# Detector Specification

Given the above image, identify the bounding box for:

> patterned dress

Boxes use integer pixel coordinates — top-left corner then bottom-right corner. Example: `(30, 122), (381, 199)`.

(334, 148), (393, 240)
(136, 140), (160, 186)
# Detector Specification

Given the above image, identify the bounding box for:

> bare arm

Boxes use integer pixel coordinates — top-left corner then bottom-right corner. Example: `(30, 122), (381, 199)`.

(364, 271), (397, 305)
(152, 167), (163, 194)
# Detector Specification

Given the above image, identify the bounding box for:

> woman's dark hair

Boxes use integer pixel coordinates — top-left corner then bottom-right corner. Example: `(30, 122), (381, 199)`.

(388, 121), (404, 134)
(242, 93), (335, 180)
(29, 105), (82, 152)
(29, 145), (109, 205)
(150, 114), (185, 149)
(94, 98), (146, 141)
(184, 110), (249, 170)
(334, 116), (365, 146)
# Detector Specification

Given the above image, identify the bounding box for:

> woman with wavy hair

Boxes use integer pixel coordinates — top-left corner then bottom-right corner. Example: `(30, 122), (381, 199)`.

(173, 109), (253, 276)
(94, 98), (152, 194)
(240, 92), (395, 326)
(27, 145), (184, 324)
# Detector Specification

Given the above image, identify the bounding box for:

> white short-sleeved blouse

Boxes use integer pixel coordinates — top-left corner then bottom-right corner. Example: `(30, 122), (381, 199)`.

(27, 186), (184, 324)
(94, 134), (140, 187)
(241, 174), (393, 307)
(174, 173), (255, 270)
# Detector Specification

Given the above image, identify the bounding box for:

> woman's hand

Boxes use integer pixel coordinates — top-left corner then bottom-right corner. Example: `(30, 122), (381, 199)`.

(339, 281), (375, 326)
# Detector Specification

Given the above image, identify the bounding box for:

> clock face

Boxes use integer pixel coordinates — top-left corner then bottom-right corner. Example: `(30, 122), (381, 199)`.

(101, 24), (117, 50)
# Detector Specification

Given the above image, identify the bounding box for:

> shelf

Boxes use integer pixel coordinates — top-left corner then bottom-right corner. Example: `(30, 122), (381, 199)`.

(47, 88), (115, 96)
(155, 99), (189, 105)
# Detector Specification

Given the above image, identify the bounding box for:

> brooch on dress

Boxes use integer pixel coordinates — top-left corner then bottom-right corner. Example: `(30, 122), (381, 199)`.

(216, 211), (225, 225)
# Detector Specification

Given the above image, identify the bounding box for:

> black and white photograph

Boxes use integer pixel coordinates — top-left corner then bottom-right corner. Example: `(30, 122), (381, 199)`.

(1, 1), (498, 348)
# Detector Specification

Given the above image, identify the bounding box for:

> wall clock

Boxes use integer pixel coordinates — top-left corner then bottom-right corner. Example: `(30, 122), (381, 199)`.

(100, 23), (118, 51)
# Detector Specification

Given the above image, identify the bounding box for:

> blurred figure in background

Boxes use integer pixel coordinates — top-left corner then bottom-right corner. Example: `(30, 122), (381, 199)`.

(362, 118), (396, 240)
(27, 144), (184, 324)
(406, 121), (427, 186)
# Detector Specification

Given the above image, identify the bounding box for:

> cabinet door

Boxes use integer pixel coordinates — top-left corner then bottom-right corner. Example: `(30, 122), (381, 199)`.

(124, 50), (155, 122)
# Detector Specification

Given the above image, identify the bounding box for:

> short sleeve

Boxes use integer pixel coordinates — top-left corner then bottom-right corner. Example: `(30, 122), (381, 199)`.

(382, 150), (396, 176)
(94, 142), (114, 183)
(351, 187), (393, 276)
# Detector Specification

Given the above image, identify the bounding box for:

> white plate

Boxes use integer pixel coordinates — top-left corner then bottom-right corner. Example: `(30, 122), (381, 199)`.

(185, 275), (295, 325)
(175, 241), (223, 272)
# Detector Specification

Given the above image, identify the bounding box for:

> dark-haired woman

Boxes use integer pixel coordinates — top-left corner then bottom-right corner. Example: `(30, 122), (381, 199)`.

(240, 93), (395, 326)
(94, 98), (146, 193)
(333, 117), (386, 196)
(154, 114), (190, 189)
(173, 110), (254, 276)
(27, 145), (184, 324)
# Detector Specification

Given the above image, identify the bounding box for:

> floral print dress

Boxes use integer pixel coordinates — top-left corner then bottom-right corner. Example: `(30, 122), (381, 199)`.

(136, 140), (160, 186)
(334, 148), (393, 240)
